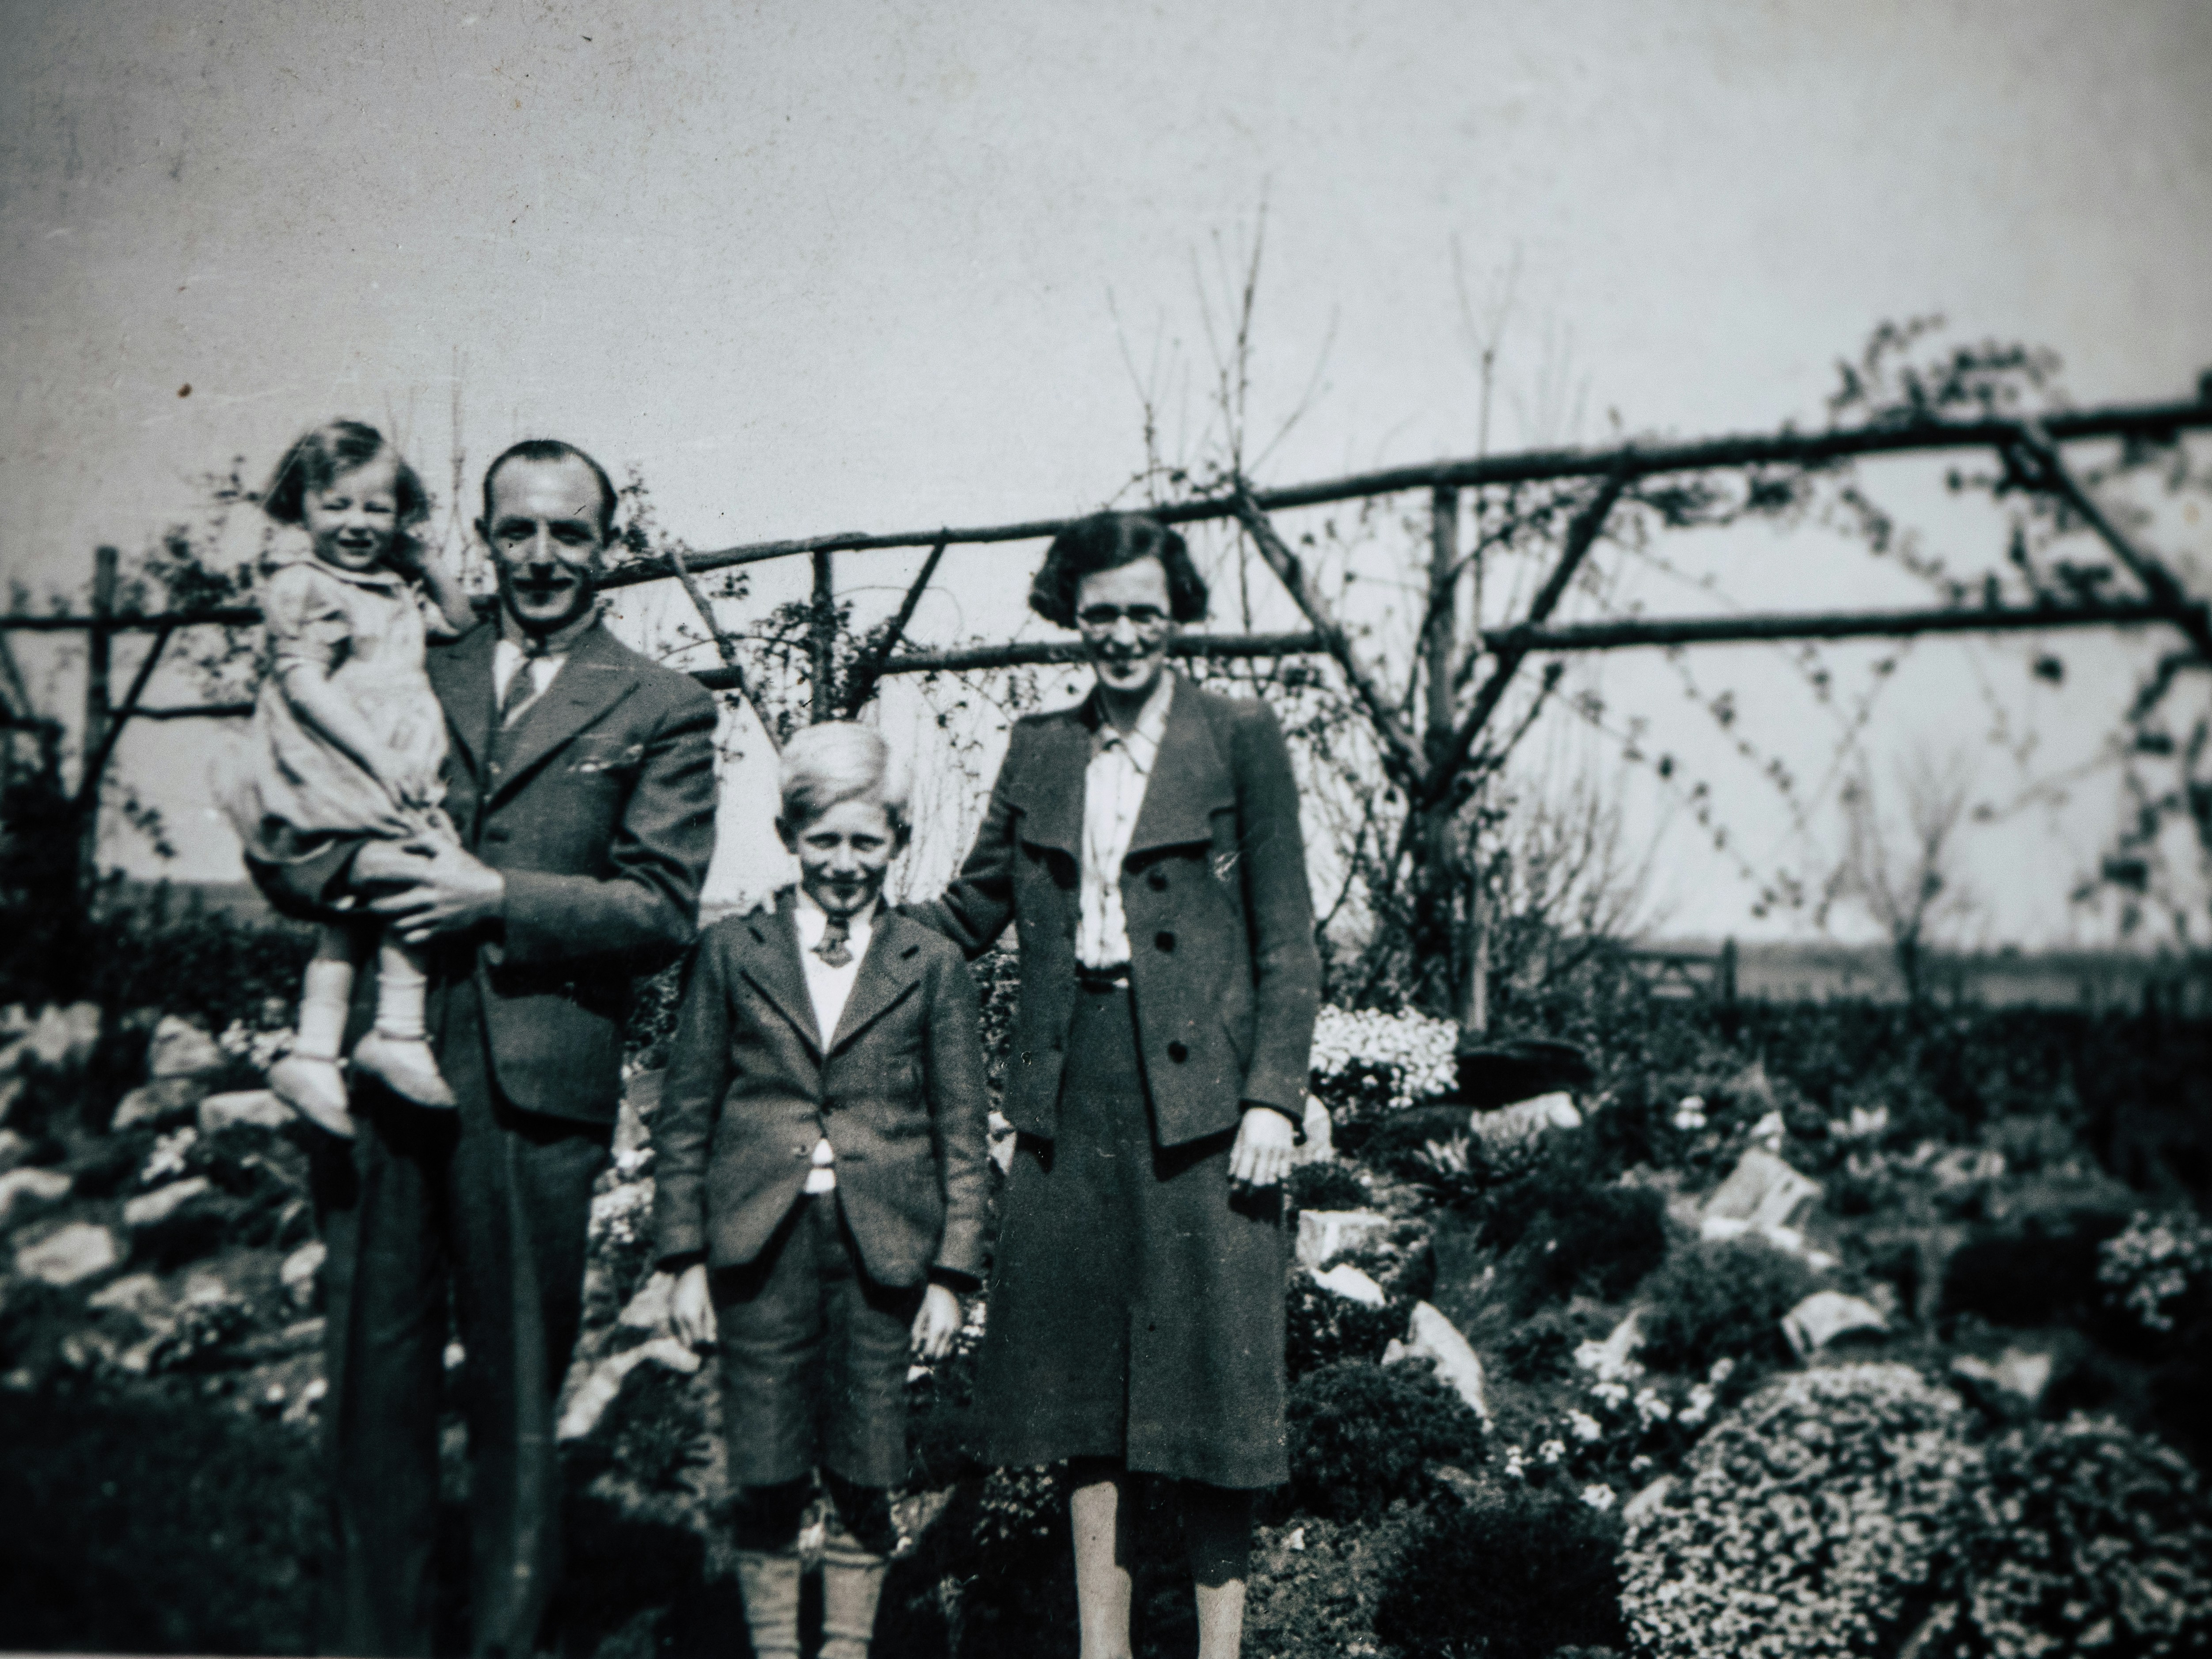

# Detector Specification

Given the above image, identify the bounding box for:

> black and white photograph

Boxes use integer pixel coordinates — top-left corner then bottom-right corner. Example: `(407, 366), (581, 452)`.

(3, 5), (2211, 1656)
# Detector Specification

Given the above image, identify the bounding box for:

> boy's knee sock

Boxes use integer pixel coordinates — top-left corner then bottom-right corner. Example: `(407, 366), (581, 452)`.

(820, 1530), (888, 1659)
(733, 1549), (802, 1659)
(372, 935), (429, 1041)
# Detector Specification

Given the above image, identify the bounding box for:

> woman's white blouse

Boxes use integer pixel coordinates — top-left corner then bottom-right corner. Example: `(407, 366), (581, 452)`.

(1076, 676), (1174, 970)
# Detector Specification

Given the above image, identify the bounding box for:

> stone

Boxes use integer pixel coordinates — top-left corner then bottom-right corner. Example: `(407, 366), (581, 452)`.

(1623, 1474), (1675, 1527)
(20, 1002), (102, 1072)
(1576, 1309), (1644, 1378)
(620, 1269), (676, 1332)
(1294, 1093), (1335, 1165)
(1473, 1090), (1581, 1145)
(0, 1128), (34, 1175)
(1950, 1347), (2055, 1415)
(16, 1222), (120, 1285)
(147, 1014), (224, 1080)
(1295, 1207), (1395, 1272)
(986, 1109), (1017, 1177)
(1311, 1263), (1386, 1307)
(1781, 1290), (1889, 1359)
(556, 1335), (702, 1443)
(1698, 1215), (1839, 1272)
(0, 1165), (72, 1231)
(1702, 1147), (1821, 1230)
(281, 1240), (327, 1311)
(89, 1272), (173, 1324)
(198, 1089), (292, 1134)
(1387, 1300), (1490, 1423)
(123, 1176), (214, 1232)
(112, 1075), (211, 1131)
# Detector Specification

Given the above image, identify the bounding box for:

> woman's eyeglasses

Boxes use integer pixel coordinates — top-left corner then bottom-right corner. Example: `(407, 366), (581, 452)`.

(1076, 604), (1171, 634)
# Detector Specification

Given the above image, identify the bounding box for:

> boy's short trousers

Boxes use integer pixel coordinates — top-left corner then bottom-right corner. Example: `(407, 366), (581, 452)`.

(712, 1192), (923, 1489)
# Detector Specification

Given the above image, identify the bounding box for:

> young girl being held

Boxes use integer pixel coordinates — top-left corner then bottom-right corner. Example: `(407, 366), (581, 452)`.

(227, 420), (478, 1136)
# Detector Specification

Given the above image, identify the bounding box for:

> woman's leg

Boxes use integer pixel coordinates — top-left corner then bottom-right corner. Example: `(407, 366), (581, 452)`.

(1182, 1482), (1254, 1659)
(1069, 1457), (1137, 1659)
(267, 920), (360, 1137)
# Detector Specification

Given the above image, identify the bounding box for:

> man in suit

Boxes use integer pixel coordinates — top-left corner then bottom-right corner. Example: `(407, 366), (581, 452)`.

(653, 722), (988, 1659)
(249, 439), (720, 1659)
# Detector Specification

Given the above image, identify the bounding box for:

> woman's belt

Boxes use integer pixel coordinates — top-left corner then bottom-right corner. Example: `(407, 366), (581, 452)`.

(1075, 962), (1131, 989)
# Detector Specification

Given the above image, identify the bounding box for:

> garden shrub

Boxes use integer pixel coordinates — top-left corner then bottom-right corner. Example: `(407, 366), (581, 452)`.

(1636, 1237), (1816, 1378)
(1942, 1192), (2132, 1331)
(1620, 1363), (1977, 1659)
(1935, 1415), (2212, 1659)
(1287, 1158), (1368, 1213)
(2098, 1209), (2212, 1337)
(1498, 1306), (1585, 1382)
(1373, 1485), (1626, 1659)
(1284, 1358), (1484, 1522)
(1284, 1274), (1407, 1380)
(1497, 1180), (1667, 1314)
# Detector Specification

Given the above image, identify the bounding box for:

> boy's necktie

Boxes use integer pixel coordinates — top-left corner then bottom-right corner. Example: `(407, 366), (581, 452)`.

(814, 915), (853, 969)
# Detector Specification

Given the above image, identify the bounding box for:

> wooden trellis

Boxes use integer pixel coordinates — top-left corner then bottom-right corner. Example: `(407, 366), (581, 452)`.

(7, 390), (2212, 1003)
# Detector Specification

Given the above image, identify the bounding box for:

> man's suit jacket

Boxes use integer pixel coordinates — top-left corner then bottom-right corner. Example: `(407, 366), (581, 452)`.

(651, 893), (991, 1290)
(911, 673), (1321, 1150)
(249, 616), (721, 1124)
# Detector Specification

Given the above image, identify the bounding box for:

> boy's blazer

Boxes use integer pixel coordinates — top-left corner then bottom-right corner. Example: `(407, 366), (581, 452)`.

(652, 893), (991, 1290)
(911, 673), (1321, 1150)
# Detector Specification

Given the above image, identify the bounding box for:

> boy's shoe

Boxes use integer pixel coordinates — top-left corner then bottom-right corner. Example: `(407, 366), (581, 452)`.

(267, 1054), (357, 1139)
(353, 1031), (457, 1108)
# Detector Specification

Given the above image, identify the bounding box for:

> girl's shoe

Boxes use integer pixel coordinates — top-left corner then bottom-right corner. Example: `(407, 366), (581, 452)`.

(267, 1054), (357, 1139)
(353, 1031), (457, 1108)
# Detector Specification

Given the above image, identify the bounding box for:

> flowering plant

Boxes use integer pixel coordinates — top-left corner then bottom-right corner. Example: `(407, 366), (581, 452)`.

(2098, 1210), (2212, 1335)
(1307, 1006), (1459, 1121)
(1496, 1344), (1738, 1502)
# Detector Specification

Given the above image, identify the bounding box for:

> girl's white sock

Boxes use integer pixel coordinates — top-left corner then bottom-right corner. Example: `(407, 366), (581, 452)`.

(374, 935), (432, 1041)
(296, 934), (356, 1061)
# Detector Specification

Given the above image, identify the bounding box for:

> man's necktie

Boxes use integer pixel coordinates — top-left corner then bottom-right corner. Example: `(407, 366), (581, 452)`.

(814, 915), (853, 969)
(498, 638), (549, 727)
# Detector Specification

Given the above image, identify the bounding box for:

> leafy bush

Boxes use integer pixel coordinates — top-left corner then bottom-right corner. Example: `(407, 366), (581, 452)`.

(1496, 1180), (1667, 1314)
(1935, 1416), (2212, 1659)
(1620, 1363), (1976, 1659)
(1374, 1486), (1626, 1659)
(1498, 1306), (1585, 1382)
(1636, 1238), (1816, 1378)
(2098, 1210), (2212, 1336)
(1287, 1158), (1368, 1213)
(1284, 1359), (1484, 1522)
(1284, 1274), (1408, 1380)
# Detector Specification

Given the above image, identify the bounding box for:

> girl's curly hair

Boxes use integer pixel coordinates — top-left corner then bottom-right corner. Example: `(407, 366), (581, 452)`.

(260, 419), (430, 531)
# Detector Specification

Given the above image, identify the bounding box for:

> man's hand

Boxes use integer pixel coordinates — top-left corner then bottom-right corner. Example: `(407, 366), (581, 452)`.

(1228, 1104), (1296, 1190)
(669, 1263), (717, 1350)
(360, 838), (506, 945)
(910, 1283), (962, 1363)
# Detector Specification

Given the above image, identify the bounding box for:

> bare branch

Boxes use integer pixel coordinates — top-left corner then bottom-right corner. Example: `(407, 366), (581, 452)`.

(842, 541), (946, 717)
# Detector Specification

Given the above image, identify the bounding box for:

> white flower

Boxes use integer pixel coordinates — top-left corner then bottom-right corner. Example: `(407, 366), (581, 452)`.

(142, 1127), (198, 1184)
(1634, 1387), (1672, 1426)
(1538, 1438), (1566, 1465)
(1750, 1110), (1786, 1150)
(1707, 1356), (1736, 1384)
(1630, 1454), (1654, 1473)
(1569, 1410), (1604, 1443)
(1308, 1006), (1459, 1112)
(1581, 1483), (1616, 1511)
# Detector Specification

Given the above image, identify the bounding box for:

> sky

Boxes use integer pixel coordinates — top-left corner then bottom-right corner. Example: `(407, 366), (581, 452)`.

(4, 0), (2210, 943)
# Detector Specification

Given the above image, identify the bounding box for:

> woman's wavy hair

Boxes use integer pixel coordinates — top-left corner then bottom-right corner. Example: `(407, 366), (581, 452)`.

(260, 419), (431, 532)
(1027, 512), (1209, 630)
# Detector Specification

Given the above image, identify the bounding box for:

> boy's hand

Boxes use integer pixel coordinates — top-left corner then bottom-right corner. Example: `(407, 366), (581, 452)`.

(669, 1263), (718, 1350)
(1229, 1105), (1296, 1189)
(910, 1283), (962, 1363)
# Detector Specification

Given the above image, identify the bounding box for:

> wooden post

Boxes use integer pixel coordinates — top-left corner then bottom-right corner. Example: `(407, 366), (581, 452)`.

(1417, 485), (1460, 1014)
(1719, 937), (1739, 1006)
(809, 548), (836, 724)
(78, 546), (117, 896)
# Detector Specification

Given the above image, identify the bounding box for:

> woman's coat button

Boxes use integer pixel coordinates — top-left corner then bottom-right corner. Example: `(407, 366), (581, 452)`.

(1147, 869), (1168, 890)
(1167, 1041), (1189, 1063)
(1155, 931), (1175, 952)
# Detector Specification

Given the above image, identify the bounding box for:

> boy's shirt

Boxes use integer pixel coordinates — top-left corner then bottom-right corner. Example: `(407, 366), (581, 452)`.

(791, 887), (879, 1192)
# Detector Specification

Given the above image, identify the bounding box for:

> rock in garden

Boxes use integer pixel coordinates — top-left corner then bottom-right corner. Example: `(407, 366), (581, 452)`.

(619, 1269), (675, 1332)
(89, 1271), (173, 1324)
(1623, 1474), (1674, 1527)
(0, 1074), (23, 1127)
(1386, 1301), (1490, 1422)
(1781, 1290), (1889, 1359)
(281, 1240), (327, 1311)
(1311, 1263), (1386, 1307)
(198, 1089), (291, 1134)
(147, 1014), (224, 1079)
(13, 1002), (102, 1072)
(1577, 1308), (1644, 1376)
(1698, 1214), (1838, 1271)
(1702, 1146), (1821, 1230)
(1294, 1093), (1335, 1165)
(112, 1075), (211, 1131)
(1950, 1347), (2054, 1415)
(556, 1334), (701, 1443)
(16, 1222), (120, 1286)
(1296, 1208), (1394, 1271)
(1473, 1090), (1582, 1146)
(0, 1165), (72, 1231)
(123, 1176), (214, 1232)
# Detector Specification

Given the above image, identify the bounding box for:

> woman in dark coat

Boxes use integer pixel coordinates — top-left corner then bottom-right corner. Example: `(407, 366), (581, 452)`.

(911, 512), (1321, 1658)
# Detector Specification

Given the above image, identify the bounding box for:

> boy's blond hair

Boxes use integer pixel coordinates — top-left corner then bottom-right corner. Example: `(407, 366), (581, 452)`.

(776, 721), (911, 831)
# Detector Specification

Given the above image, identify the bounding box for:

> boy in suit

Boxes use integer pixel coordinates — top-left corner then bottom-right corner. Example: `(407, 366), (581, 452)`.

(653, 723), (989, 1659)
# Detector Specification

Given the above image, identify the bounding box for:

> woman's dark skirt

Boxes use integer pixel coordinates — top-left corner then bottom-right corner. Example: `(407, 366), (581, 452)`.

(976, 981), (1288, 1490)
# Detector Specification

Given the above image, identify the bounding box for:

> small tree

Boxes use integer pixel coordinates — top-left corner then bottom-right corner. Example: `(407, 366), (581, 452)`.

(1824, 748), (1979, 1004)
